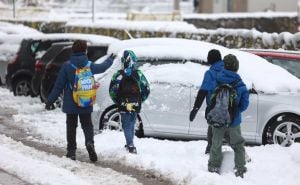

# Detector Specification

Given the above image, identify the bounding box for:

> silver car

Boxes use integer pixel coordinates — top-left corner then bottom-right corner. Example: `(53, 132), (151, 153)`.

(92, 38), (300, 147)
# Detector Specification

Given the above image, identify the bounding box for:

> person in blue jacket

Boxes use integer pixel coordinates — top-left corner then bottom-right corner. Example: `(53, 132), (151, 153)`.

(45, 40), (114, 162)
(208, 54), (249, 177)
(189, 49), (224, 154)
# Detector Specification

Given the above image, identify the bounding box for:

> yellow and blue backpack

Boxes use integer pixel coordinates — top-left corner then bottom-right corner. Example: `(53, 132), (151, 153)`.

(70, 61), (96, 107)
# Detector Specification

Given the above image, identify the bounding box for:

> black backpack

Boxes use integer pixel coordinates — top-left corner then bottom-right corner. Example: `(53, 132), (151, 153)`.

(205, 81), (239, 128)
(116, 70), (142, 113)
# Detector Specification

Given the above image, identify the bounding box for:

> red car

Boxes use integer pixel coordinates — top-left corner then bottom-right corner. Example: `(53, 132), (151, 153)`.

(241, 49), (300, 78)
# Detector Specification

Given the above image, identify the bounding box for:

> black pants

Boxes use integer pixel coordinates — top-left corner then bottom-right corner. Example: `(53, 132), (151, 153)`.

(66, 113), (94, 151)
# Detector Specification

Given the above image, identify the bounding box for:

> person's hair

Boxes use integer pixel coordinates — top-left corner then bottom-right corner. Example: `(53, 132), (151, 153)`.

(207, 49), (222, 64)
(72, 40), (87, 53)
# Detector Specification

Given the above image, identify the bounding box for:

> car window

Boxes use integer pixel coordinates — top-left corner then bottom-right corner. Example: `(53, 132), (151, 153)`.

(52, 48), (72, 64)
(41, 45), (68, 63)
(30, 41), (40, 53)
(87, 46), (108, 62)
(270, 58), (300, 78)
(137, 58), (207, 67)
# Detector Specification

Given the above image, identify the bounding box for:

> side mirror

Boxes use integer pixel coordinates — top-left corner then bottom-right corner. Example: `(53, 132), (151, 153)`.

(248, 83), (257, 94)
(249, 88), (257, 94)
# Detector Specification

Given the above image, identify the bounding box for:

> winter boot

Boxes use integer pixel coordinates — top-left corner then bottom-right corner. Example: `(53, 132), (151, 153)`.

(66, 150), (76, 160)
(234, 166), (247, 178)
(86, 142), (98, 162)
(128, 146), (137, 154)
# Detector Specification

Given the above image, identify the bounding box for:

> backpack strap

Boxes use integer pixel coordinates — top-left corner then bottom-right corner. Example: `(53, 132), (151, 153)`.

(70, 63), (78, 70)
(70, 60), (91, 70)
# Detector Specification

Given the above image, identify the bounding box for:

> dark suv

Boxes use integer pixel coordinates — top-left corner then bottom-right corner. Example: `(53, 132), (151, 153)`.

(242, 49), (300, 78)
(6, 34), (118, 96)
(40, 45), (108, 103)
(31, 42), (72, 98)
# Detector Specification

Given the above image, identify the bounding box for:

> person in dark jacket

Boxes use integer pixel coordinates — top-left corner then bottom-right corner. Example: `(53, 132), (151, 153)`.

(45, 40), (114, 162)
(189, 49), (224, 154)
(208, 54), (249, 177)
(109, 50), (150, 154)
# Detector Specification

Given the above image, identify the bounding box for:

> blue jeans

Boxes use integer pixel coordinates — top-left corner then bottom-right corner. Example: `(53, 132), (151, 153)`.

(121, 112), (137, 147)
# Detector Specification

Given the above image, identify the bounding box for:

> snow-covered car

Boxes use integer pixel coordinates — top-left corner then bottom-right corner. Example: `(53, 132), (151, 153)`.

(241, 49), (300, 79)
(92, 38), (300, 147)
(6, 33), (118, 96)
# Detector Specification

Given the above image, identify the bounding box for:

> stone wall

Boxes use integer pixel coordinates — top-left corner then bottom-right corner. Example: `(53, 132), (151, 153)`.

(184, 16), (298, 33)
(2, 18), (300, 50)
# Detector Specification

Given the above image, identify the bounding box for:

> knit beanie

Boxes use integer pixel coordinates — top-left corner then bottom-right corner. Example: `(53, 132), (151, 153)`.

(207, 49), (222, 64)
(223, 54), (239, 72)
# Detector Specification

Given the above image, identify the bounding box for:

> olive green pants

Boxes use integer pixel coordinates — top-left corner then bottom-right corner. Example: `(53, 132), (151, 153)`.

(208, 125), (246, 169)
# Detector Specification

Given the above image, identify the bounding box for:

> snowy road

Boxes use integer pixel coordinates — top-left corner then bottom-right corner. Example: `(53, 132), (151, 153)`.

(0, 99), (172, 185)
(0, 87), (300, 185)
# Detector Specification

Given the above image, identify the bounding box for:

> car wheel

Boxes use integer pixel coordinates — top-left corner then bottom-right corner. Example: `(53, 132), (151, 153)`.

(100, 107), (144, 137)
(13, 78), (32, 96)
(264, 116), (300, 147)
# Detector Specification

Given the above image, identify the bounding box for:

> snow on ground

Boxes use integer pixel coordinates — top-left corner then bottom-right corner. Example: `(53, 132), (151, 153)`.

(0, 87), (299, 185)
(0, 135), (141, 185)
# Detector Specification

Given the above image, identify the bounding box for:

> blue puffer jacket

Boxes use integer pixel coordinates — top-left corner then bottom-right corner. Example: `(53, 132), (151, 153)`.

(47, 52), (113, 114)
(216, 69), (249, 127)
(200, 60), (224, 105)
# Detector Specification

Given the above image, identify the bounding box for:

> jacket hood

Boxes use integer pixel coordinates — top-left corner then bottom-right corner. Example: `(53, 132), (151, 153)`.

(217, 69), (245, 87)
(210, 60), (224, 72)
(69, 52), (89, 68)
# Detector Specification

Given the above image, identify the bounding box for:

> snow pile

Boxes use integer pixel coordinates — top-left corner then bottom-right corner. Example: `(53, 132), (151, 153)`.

(67, 19), (198, 33)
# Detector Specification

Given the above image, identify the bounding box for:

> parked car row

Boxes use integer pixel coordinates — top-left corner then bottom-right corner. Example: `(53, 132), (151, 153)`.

(5, 33), (118, 99)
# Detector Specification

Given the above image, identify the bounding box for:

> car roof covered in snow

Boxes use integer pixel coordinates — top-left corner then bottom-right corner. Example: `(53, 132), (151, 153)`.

(107, 38), (300, 93)
(19, 33), (119, 46)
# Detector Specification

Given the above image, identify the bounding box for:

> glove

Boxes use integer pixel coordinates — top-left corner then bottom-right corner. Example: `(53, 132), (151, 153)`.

(189, 107), (199, 122)
(126, 103), (135, 112)
(45, 102), (55, 110)
(109, 53), (116, 59)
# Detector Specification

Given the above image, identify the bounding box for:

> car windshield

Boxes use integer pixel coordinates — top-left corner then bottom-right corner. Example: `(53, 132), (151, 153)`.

(270, 58), (300, 78)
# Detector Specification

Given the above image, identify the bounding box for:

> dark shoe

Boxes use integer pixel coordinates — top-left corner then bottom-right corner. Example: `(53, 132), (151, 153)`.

(86, 143), (98, 162)
(205, 145), (211, 154)
(128, 146), (137, 154)
(234, 167), (247, 178)
(66, 150), (76, 160)
(208, 166), (220, 174)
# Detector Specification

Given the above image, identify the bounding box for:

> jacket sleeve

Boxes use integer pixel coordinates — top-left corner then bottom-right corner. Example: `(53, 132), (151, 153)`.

(239, 87), (249, 112)
(137, 70), (150, 102)
(192, 89), (208, 109)
(91, 56), (113, 74)
(47, 64), (68, 104)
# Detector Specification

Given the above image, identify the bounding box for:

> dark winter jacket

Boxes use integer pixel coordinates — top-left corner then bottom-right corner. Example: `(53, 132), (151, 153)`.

(193, 60), (224, 109)
(47, 52), (113, 114)
(216, 69), (249, 127)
